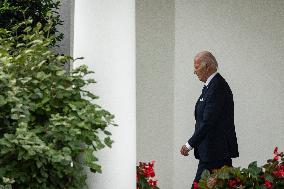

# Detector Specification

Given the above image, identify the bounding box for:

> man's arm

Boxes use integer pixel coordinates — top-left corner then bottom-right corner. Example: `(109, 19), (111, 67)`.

(180, 142), (193, 156)
(185, 142), (193, 150)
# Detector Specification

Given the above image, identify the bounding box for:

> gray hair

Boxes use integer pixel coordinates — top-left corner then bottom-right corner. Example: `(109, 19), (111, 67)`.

(196, 51), (218, 70)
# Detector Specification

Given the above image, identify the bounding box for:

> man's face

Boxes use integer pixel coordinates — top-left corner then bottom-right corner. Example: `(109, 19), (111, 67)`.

(194, 58), (207, 83)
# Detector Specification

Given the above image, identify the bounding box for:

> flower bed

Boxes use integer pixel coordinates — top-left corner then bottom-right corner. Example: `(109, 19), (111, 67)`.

(197, 147), (284, 189)
(137, 148), (284, 189)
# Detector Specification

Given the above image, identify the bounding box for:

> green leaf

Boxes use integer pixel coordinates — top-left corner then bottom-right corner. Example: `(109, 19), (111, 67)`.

(56, 56), (67, 62)
(24, 49), (34, 54)
(84, 91), (98, 99)
(265, 174), (274, 182)
(201, 169), (210, 180)
(11, 114), (19, 120)
(84, 148), (98, 163)
(36, 161), (43, 168)
(90, 164), (102, 174)
(95, 140), (105, 150)
(0, 95), (7, 106)
(36, 22), (42, 30)
(104, 130), (112, 136)
(23, 26), (32, 33)
(16, 43), (25, 48)
(56, 70), (65, 76)
(36, 71), (46, 79)
(248, 161), (261, 177)
(104, 137), (113, 148)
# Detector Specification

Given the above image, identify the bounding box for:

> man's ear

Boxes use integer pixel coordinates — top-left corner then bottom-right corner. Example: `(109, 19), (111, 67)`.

(205, 64), (210, 72)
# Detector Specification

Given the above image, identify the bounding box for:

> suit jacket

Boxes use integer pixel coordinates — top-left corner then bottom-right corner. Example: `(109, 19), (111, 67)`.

(188, 73), (239, 162)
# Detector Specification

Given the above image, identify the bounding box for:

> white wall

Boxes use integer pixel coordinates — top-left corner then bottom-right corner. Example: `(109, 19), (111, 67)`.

(73, 0), (284, 188)
(136, 1), (175, 189)
(137, 1), (284, 189)
(174, 0), (284, 188)
(73, 1), (136, 188)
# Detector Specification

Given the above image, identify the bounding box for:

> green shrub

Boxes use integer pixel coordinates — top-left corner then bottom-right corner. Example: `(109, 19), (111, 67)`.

(198, 147), (284, 189)
(0, 19), (116, 188)
(0, 0), (63, 45)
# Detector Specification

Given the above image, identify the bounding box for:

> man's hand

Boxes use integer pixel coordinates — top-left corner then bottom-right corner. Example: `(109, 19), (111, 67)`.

(180, 145), (190, 156)
(207, 177), (217, 188)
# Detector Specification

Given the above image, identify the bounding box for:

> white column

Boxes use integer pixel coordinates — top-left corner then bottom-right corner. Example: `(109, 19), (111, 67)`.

(73, 1), (136, 189)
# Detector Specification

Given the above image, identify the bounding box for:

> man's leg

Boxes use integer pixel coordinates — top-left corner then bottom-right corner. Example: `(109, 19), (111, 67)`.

(191, 161), (207, 188)
(194, 161), (207, 182)
(206, 158), (232, 171)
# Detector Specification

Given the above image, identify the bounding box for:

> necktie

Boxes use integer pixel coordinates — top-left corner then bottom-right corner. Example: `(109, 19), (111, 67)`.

(202, 85), (207, 95)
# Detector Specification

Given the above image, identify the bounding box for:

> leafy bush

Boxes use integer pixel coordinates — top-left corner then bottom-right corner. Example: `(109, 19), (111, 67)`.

(0, 19), (116, 188)
(198, 147), (284, 189)
(0, 0), (63, 45)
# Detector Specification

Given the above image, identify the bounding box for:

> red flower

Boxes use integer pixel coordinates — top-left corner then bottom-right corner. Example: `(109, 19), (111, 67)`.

(148, 179), (158, 187)
(273, 147), (282, 161)
(137, 160), (159, 188)
(264, 180), (272, 188)
(274, 169), (284, 177)
(193, 181), (198, 189)
(236, 177), (241, 182)
(149, 160), (155, 167)
(228, 179), (237, 188)
(144, 166), (155, 177)
(274, 156), (279, 161)
(274, 147), (278, 155)
(143, 161), (156, 178)
(273, 165), (284, 177)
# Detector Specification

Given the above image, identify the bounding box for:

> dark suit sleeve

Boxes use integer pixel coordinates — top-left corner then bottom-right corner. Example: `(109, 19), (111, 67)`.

(188, 83), (226, 148)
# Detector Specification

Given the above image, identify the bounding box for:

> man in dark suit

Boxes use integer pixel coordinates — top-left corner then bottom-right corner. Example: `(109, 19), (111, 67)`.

(180, 51), (239, 186)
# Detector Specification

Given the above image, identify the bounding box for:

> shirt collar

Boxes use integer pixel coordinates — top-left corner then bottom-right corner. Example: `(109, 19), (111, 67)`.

(205, 71), (218, 86)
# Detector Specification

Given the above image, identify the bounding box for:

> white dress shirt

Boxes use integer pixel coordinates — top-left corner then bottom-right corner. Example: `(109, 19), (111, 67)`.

(185, 72), (218, 150)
